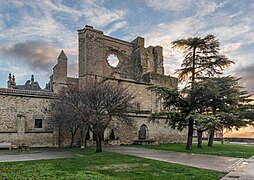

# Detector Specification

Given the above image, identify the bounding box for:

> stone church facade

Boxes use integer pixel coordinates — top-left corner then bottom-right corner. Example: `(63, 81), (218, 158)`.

(0, 25), (186, 148)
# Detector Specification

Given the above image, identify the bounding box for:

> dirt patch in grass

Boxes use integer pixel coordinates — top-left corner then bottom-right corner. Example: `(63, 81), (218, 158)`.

(95, 163), (135, 171)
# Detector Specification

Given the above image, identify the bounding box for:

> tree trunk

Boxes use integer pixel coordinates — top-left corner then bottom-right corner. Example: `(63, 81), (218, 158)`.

(81, 127), (88, 149)
(197, 130), (203, 148)
(95, 133), (102, 153)
(186, 46), (196, 150)
(221, 128), (224, 145)
(186, 119), (194, 149)
(191, 47), (196, 83)
(58, 126), (62, 148)
(208, 130), (214, 146)
(70, 133), (75, 148)
(221, 137), (224, 144)
(70, 126), (79, 148)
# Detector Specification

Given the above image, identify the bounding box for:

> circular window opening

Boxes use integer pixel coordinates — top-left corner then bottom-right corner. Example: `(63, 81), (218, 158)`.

(107, 53), (119, 67)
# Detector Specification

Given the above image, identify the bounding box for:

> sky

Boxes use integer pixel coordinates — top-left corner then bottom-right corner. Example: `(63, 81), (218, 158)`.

(0, 0), (254, 94)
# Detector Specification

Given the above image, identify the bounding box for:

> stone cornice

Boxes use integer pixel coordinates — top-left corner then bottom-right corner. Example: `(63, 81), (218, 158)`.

(0, 88), (55, 98)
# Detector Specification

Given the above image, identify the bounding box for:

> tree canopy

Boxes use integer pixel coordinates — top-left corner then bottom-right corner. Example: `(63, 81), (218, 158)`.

(172, 35), (234, 82)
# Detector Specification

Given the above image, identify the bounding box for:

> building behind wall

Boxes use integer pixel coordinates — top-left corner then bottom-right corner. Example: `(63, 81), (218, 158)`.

(0, 25), (187, 148)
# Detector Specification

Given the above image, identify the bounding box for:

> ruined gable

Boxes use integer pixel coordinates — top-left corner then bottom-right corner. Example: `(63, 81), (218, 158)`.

(77, 25), (176, 84)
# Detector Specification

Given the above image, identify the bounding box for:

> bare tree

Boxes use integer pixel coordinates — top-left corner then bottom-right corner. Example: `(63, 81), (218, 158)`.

(78, 79), (134, 152)
(49, 94), (80, 148)
(49, 85), (82, 147)
(50, 79), (134, 152)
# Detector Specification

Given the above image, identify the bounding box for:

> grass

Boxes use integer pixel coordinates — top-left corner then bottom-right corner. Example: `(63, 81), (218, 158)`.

(131, 142), (254, 158)
(0, 148), (224, 179)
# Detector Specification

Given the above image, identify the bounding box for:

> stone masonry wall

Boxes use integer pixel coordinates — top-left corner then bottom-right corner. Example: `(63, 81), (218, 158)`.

(78, 26), (167, 81)
(103, 35), (134, 79)
(104, 116), (187, 144)
(78, 26), (104, 77)
(102, 79), (187, 144)
(0, 90), (57, 147)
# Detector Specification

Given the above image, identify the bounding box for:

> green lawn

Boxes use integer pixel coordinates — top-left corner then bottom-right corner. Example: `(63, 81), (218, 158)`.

(132, 142), (254, 158)
(0, 148), (224, 179)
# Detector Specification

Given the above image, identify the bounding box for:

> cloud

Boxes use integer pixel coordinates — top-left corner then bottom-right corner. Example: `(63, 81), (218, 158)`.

(144, 0), (226, 16)
(208, 23), (252, 44)
(144, 0), (193, 11)
(221, 43), (241, 54)
(83, 1), (126, 28)
(43, 0), (81, 21)
(234, 64), (254, 94)
(0, 40), (58, 71)
(105, 21), (127, 35)
(0, 1), (25, 7)
(196, 1), (226, 17)
(0, 2), (77, 50)
(0, 0), (127, 47)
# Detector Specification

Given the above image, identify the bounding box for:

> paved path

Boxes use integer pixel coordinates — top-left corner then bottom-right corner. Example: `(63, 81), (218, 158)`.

(0, 149), (77, 162)
(221, 156), (254, 180)
(104, 146), (243, 173)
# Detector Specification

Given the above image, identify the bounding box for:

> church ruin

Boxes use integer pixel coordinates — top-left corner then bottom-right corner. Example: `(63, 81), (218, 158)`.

(0, 25), (186, 148)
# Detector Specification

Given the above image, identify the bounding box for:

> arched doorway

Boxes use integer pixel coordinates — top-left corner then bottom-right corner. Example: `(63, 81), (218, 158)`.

(138, 124), (148, 139)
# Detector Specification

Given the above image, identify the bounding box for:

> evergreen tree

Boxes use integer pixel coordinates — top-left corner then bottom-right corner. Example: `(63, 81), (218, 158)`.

(149, 76), (253, 148)
(171, 35), (234, 149)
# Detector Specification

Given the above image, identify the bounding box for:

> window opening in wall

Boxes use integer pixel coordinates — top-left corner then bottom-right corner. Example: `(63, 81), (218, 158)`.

(107, 53), (119, 67)
(34, 119), (42, 128)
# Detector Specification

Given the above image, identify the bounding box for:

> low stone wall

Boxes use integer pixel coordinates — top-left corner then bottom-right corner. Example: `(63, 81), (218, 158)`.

(24, 132), (57, 147)
(0, 132), (18, 147)
(0, 132), (57, 148)
(212, 137), (254, 144)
